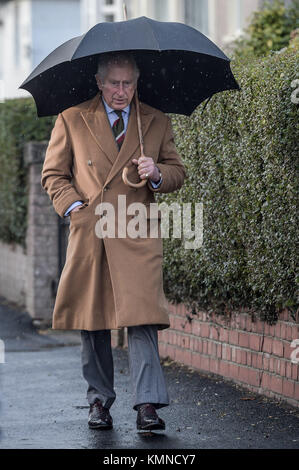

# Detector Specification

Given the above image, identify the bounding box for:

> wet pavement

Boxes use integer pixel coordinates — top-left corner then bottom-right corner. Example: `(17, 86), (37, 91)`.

(0, 297), (298, 450)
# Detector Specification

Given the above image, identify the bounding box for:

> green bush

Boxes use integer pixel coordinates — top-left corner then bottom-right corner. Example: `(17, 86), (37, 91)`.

(162, 45), (299, 323)
(231, 0), (299, 60)
(0, 98), (55, 246)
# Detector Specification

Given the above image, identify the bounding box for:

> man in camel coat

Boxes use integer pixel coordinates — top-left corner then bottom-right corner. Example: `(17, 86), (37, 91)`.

(41, 52), (186, 431)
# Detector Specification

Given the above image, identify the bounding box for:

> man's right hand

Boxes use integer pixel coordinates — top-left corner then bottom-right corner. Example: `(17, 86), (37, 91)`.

(71, 204), (84, 213)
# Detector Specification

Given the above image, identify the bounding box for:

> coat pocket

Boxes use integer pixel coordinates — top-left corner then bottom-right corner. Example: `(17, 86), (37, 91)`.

(69, 201), (90, 224)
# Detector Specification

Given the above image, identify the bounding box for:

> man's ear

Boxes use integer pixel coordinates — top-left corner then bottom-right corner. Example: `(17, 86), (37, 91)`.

(95, 74), (103, 91)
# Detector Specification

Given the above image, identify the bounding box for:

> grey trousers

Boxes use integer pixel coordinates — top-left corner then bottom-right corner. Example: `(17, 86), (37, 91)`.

(80, 325), (169, 411)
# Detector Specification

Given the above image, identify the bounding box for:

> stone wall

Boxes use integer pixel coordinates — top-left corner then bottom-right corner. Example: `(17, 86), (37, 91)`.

(0, 240), (27, 306)
(0, 142), (59, 325)
(24, 142), (59, 324)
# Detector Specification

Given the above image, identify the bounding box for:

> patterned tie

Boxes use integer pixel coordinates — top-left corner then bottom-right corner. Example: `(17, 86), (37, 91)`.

(112, 110), (125, 150)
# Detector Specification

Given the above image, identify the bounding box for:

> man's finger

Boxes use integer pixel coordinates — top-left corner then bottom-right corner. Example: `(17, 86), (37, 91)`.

(138, 162), (152, 169)
(138, 171), (151, 178)
(138, 156), (152, 164)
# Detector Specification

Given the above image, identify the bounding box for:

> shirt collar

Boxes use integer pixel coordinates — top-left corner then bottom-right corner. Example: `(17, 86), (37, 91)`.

(102, 97), (130, 115)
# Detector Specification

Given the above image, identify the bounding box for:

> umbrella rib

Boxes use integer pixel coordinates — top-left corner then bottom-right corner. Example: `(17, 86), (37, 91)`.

(143, 18), (161, 51)
(70, 32), (88, 61)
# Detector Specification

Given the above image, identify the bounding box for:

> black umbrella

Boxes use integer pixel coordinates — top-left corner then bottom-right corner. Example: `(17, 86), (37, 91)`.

(19, 16), (240, 117)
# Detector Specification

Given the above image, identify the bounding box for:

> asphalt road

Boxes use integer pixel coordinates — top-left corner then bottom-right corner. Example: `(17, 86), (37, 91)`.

(0, 297), (298, 450)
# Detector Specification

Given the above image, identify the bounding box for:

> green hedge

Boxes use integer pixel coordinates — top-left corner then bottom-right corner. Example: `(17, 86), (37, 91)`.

(162, 45), (298, 323)
(231, 0), (299, 60)
(0, 98), (55, 246)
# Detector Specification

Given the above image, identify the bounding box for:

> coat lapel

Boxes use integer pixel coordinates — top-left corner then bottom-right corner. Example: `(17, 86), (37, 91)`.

(104, 100), (154, 187)
(80, 93), (118, 165)
(80, 92), (154, 187)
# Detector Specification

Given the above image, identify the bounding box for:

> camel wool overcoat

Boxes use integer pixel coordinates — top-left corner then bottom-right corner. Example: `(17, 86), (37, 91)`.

(41, 92), (186, 331)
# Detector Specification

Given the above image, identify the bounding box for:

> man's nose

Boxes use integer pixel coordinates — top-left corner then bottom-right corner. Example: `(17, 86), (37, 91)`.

(117, 83), (125, 95)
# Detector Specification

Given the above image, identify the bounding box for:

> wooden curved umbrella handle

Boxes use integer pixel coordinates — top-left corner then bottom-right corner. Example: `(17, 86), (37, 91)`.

(122, 166), (147, 188)
(122, 91), (147, 188)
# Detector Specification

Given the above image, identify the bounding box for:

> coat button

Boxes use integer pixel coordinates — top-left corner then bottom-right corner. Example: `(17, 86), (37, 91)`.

(87, 160), (92, 166)
(104, 185), (110, 191)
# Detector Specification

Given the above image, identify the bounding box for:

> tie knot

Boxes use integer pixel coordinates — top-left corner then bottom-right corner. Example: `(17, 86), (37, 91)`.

(115, 110), (123, 119)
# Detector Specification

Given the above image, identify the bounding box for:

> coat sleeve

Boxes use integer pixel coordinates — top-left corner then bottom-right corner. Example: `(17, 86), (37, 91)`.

(41, 113), (84, 218)
(147, 115), (187, 194)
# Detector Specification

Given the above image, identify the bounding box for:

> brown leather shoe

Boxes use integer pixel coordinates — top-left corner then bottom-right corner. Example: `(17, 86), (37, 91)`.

(88, 399), (113, 429)
(136, 403), (165, 431)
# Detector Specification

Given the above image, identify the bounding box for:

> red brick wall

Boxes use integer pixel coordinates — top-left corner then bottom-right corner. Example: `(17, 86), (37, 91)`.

(156, 304), (299, 408)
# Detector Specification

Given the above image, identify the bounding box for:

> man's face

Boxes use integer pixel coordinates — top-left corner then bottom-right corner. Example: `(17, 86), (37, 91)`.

(96, 64), (137, 110)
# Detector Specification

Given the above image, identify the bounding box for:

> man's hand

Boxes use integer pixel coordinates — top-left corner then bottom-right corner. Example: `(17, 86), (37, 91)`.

(71, 204), (84, 213)
(132, 156), (160, 182)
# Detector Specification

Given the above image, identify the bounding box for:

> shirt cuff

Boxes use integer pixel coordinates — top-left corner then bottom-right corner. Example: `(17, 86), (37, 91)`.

(149, 176), (163, 189)
(64, 200), (84, 217)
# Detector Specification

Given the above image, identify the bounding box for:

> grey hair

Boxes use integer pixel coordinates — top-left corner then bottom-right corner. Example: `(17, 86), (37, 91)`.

(96, 52), (140, 82)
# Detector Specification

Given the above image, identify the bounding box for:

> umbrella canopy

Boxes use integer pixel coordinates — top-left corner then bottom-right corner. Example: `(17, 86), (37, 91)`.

(20, 16), (240, 117)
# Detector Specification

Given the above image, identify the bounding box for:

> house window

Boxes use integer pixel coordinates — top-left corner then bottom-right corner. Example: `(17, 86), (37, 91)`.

(105, 14), (114, 22)
(184, 0), (209, 35)
(105, 0), (114, 4)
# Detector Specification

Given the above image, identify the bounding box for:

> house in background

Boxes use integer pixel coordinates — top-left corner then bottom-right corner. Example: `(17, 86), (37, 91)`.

(83, 0), (262, 48)
(0, 0), (82, 99)
(81, 0), (123, 31)
(0, 0), (285, 100)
